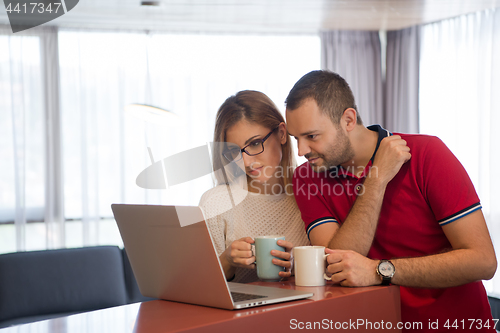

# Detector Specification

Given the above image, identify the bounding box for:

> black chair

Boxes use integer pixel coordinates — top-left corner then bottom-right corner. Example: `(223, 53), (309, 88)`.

(0, 246), (128, 328)
(488, 296), (500, 325)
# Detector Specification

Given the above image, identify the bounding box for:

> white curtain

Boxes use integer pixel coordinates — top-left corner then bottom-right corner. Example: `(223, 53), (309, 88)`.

(0, 28), (321, 253)
(57, 31), (320, 248)
(419, 8), (500, 296)
(0, 26), (63, 251)
(41, 27), (65, 250)
(320, 31), (383, 126)
(386, 26), (421, 134)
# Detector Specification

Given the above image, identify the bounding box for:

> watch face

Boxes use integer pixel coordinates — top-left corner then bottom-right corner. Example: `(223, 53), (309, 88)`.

(378, 261), (395, 277)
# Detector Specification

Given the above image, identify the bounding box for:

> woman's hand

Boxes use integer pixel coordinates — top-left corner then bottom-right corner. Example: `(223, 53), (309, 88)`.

(223, 237), (256, 269)
(271, 240), (294, 278)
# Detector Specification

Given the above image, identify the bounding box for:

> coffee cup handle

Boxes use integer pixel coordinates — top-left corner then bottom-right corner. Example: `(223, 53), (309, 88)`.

(323, 253), (332, 281)
(252, 244), (257, 264)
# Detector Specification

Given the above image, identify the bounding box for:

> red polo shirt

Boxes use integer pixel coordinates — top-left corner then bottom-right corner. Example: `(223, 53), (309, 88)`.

(294, 125), (494, 332)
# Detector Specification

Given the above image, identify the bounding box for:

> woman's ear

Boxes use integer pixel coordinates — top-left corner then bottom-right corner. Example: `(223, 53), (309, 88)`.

(278, 122), (287, 145)
(341, 108), (358, 132)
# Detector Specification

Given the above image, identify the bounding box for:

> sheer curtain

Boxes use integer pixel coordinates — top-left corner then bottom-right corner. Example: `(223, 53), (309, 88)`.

(0, 26), (63, 252)
(0, 28), (321, 253)
(386, 26), (421, 134)
(58, 31), (320, 248)
(320, 31), (383, 126)
(419, 8), (500, 296)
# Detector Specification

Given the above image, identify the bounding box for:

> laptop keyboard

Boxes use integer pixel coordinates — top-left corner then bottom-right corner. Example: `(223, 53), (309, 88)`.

(231, 291), (267, 302)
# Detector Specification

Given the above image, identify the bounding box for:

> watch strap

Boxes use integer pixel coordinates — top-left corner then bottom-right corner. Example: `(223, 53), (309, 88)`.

(381, 275), (391, 286)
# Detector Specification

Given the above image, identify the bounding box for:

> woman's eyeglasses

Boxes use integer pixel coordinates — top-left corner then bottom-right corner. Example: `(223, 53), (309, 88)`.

(223, 126), (279, 162)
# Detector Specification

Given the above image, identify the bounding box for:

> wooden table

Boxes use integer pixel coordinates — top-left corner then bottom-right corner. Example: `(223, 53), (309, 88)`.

(0, 279), (401, 332)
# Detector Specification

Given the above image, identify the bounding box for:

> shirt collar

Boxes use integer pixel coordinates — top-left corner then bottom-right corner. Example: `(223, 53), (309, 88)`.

(367, 124), (392, 163)
(330, 124), (392, 178)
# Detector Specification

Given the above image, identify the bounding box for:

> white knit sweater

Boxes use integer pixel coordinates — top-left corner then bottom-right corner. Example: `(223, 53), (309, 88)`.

(199, 185), (310, 283)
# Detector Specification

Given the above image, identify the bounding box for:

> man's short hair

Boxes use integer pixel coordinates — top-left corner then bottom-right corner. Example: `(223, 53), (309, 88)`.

(285, 70), (362, 125)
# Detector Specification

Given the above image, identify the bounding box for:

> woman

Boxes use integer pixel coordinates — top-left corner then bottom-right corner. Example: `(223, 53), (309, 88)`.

(199, 90), (309, 283)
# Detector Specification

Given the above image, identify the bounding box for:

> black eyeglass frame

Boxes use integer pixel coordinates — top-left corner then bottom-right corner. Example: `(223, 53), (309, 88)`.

(223, 126), (280, 162)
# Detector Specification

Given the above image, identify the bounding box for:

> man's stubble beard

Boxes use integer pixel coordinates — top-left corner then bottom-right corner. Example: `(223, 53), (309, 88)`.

(309, 129), (355, 173)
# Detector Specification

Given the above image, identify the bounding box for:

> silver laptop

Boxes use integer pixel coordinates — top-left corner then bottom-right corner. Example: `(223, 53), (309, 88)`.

(111, 204), (313, 310)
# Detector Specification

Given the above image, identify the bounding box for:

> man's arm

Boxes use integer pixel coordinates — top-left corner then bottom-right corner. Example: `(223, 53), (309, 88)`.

(310, 135), (411, 255)
(309, 223), (338, 248)
(322, 175), (388, 255)
(325, 210), (497, 287)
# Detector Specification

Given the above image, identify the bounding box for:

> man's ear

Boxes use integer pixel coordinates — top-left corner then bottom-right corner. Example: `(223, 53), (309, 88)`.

(278, 122), (287, 145)
(341, 108), (357, 132)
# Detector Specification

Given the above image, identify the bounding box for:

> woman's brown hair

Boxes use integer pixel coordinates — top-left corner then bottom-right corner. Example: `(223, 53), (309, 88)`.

(212, 90), (296, 194)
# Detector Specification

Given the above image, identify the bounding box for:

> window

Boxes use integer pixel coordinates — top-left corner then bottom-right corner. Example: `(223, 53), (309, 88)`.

(0, 29), (320, 254)
(0, 33), (45, 224)
(419, 9), (500, 295)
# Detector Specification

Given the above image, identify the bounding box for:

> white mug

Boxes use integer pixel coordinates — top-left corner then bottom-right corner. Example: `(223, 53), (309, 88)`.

(294, 246), (331, 286)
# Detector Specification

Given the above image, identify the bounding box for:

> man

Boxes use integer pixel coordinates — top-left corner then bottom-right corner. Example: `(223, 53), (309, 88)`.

(285, 70), (497, 332)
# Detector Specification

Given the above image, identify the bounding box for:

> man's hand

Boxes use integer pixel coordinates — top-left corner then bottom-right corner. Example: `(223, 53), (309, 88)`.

(271, 239), (294, 278)
(368, 135), (411, 186)
(223, 237), (255, 269)
(325, 248), (381, 287)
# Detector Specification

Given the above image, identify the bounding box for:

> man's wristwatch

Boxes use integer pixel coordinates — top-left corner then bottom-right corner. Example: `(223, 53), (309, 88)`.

(376, 260), (395, 286)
